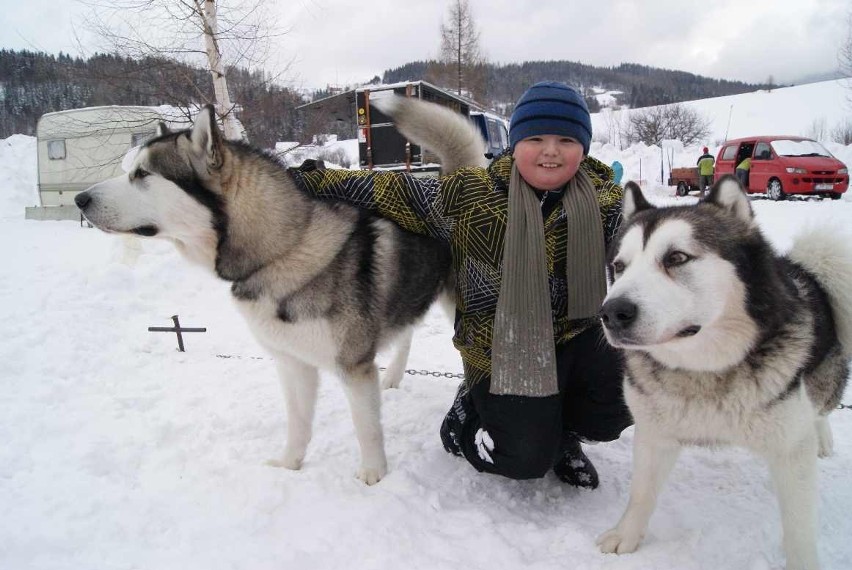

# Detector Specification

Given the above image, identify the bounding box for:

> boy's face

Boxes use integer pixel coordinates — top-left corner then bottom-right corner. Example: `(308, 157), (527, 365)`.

(513, 135), (584, 191)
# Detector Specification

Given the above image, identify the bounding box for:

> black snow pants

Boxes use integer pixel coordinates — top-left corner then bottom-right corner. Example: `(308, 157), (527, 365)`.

(458, 323), (632, 480)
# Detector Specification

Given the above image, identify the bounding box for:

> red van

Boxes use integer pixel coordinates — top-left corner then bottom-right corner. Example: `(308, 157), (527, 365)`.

(715, 136), (848, 200)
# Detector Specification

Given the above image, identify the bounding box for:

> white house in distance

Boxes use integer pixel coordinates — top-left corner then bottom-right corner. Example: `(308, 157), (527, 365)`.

(27, 105), (193, 221)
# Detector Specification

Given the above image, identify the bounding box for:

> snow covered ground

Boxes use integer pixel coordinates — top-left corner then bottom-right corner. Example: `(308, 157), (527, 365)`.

(591, 79), (852, 149)
(2, 81), (852, 569)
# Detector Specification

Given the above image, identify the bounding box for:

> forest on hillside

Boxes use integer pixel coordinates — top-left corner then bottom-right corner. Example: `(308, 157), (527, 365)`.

(0, 50), (304, 148)
(382, 60), (771, 113)
(1, 49), (771, 146)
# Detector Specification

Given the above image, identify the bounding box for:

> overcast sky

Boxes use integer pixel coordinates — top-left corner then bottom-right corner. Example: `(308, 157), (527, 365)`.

(2, 0), (850, 91)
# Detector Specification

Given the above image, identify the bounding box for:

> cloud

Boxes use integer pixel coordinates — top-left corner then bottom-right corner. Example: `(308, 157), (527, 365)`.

(1, 0), (847, 89)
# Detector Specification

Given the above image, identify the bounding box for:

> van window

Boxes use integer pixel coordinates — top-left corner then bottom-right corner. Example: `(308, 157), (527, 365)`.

(47, 140), (66, 160)
(721, 146), (737, 161)
(754, 142), (772, 160)
(736, 143), (755, 163)
(131, 131), (156, 147)
(771, 139), (832, 158)
(497, 122), (508, 149)
(486, 119), (506, 151)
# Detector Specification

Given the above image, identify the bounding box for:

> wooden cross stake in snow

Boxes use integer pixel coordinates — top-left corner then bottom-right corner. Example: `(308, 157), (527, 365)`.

(148, 315), (207, 352)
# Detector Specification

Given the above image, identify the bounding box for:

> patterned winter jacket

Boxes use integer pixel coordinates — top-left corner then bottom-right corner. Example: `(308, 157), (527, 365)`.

(290, 154), (624, 386)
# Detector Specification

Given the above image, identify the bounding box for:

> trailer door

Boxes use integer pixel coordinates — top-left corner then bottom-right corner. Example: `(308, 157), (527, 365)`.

(357, 89), (422, 169)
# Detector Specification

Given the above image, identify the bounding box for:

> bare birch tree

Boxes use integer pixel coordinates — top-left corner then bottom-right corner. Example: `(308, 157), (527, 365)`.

(79, 0), (284, 139)
(199, 1), (240, 139)
(438, 0), (485, 98)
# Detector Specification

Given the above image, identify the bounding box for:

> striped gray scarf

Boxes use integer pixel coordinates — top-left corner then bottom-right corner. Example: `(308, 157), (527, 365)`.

(490, 163), (607, 397)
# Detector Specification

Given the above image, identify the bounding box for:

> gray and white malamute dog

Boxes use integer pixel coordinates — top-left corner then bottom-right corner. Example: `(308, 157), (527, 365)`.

(596, 176), (852, 569)
(74, 100), (485, 484)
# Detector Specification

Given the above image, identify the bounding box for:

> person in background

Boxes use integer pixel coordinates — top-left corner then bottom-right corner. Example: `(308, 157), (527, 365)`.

(735, 156), (751, 188)
(696, 146), (715, 198)
(290, 81), (632, 488)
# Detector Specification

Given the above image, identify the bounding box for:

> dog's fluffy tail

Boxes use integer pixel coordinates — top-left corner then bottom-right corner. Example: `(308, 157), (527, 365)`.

(789, 226), (852, 356)
(371, 95), (489, 173)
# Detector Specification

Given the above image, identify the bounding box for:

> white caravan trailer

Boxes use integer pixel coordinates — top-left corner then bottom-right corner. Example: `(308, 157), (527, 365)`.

(28, 105), (192, 220)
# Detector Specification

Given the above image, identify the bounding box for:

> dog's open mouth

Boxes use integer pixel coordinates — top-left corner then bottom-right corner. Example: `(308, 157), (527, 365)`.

(131, 225), (159, 237)
(676, 325), (701, 337)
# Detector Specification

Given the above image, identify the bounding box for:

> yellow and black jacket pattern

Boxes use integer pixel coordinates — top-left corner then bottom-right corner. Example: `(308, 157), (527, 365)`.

(290, 154), (624, 385)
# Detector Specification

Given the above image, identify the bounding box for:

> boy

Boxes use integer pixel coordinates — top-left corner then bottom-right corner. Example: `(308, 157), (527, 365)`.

(290, 81), (632, 487)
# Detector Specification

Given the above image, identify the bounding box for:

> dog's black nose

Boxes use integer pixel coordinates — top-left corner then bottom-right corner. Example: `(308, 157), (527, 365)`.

(74, 192), (91, 210)
(599, 297), (638, 331)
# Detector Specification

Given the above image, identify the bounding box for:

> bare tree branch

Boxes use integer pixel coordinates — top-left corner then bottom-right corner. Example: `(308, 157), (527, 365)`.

(628, 104), (711, 146)
(76, 0), (288, 138)
(436, 0), (486, 99)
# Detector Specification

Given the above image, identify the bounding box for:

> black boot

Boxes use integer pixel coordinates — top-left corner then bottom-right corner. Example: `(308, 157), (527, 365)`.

(553, 434), (599, 489)
(440, 381), (472, 456)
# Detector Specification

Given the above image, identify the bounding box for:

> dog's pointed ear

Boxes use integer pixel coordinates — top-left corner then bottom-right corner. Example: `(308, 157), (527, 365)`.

(706, 175), (754, 224)
(190, 104), (224, 170)
(156, 122), (170, 137)
(621, 181), (654, 221)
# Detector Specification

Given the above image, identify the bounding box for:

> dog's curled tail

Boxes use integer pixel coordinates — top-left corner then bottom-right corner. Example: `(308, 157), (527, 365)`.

(371, 95), (489, 174)
(789, 226), (852, 356)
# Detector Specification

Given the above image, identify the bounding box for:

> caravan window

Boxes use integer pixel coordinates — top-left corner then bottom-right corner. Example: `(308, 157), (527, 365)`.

(47, 140), (66, 160)
(131, 131), (156, 147)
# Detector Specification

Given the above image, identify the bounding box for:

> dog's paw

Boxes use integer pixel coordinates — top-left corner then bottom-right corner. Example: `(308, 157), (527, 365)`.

(266, 449), (305, 470)
(596, 527), (644, 555)
(356, 464), (387, 485)
(380, 372), (402, 390)
(817, 429), (834, 458)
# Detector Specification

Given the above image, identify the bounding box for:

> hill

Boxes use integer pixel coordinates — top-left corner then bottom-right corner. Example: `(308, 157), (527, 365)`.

(0, 49), (303, 148)
(2, 48), (779, 147)
(592, 79), (852, 147)
(381, 59), (774, 112)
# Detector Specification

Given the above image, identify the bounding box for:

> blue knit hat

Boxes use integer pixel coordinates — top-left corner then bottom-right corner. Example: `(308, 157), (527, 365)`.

(509, 81), (592, 155)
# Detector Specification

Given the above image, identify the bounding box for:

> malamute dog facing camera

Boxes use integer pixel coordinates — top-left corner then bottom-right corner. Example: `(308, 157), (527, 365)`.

(597, 176), (852, 569)
(74, 100), (486, 485)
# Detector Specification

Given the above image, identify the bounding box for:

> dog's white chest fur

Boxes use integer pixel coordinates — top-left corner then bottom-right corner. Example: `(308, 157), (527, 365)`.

(623, 373), (815, 450)
(233, 296), (338, 369)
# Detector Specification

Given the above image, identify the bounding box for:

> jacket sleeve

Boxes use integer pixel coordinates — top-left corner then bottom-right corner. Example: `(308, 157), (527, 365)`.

(599, 181), (624, 248)
(288, 167), (466, 242)
(580, 157), (624, 248)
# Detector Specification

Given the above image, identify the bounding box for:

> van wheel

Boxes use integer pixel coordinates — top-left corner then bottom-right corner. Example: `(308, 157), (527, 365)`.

(676, 182), (688, 196)
(829, 193), (842, 200)
(766, 179), (786, 201)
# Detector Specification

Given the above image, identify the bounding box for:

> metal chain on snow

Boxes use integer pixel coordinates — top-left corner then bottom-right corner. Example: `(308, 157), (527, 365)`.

(838, 403), (852, 411)
(402, 368), (465, 379)
(214, 354), (464, 379)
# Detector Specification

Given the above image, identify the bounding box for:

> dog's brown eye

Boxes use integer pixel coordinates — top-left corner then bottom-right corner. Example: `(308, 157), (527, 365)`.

(664, 251), (690, 268)
(612, 260), (625, 273)
(134, 168), (150, 180)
